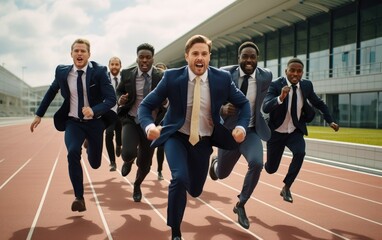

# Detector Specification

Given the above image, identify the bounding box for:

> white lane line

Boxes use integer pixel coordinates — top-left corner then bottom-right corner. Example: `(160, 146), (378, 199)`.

(259, 179), (382, 226)
(26, 154), (60, 240)
(0, 158), (32, 190)
(267, 155), (381, 203)
(196, 196), (263, 239)
(100, 153), (169, 235)
(147, 168), (263, 240)
(83, 158), (113, 240)
(292, 176), (382, 205)
(305, 156), (382, 177)
(101, 153), (169, 227)
(302, 165), (382, 189)
(217, 178), (351, 240)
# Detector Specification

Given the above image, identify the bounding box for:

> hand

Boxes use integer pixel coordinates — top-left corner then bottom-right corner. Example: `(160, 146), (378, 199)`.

(118, 93), (129, 106)
(30, 116), (41, 132)
(330, 122), (339, 132)
(82, 107), (94, 118)
(147, 125), (162, 140)
(222, 103), (237, 116)
(279, 86), (291, 102)
(232, 127), (245, 143)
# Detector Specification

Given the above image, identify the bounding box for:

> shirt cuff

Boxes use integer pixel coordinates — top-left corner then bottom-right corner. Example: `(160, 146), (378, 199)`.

(145, 123), (156, 134)
(235, 126), (246, 137)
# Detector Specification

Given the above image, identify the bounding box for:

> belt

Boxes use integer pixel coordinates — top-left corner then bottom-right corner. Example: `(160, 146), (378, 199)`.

(177, 131), (210, 141)
(69, 117), (92, 123)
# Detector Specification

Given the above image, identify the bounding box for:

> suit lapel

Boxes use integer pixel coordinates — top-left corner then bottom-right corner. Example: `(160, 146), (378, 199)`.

(180, 67), (189, 115)
(232, 67), (239, 87)
(61, 65), (73, 98)
(86, 62), (94, 96)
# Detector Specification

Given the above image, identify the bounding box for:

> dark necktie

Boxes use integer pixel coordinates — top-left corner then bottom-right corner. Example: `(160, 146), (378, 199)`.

(142, 72), (150, 97)
(113, 76), (118, 88)
(291, 84), (299, 127)
(77, 70), (84, 119)
(240, 75), (250, 96)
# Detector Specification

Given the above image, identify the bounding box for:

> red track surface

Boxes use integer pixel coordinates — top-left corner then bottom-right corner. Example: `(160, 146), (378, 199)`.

(1, 119), (381, 240)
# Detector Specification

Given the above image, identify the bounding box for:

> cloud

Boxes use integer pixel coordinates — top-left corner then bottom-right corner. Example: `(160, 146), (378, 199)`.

(0, 0), (234, 87)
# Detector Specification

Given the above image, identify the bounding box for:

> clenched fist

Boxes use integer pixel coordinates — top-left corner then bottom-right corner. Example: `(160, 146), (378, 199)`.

(232, 127), (245, 143)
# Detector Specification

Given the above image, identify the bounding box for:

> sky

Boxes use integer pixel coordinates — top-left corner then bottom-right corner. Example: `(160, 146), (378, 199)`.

(0, 0), (235, 87)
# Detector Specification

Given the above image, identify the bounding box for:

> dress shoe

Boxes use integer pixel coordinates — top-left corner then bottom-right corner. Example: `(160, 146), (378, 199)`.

(109, 162), (116, 171)
(233, 202), (250, 229)
(157, 171), (164, 180)
(115, 145), (122, 157)
(71, 198), (86, 212)
(133, 185), (142, 202)
(280, 186), (293, 203)
(121, 161), (133, 177)
(209, 156), (218, 181)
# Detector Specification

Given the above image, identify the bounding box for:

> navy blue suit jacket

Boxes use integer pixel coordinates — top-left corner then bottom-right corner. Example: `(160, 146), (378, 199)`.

(221, 65), (272, 141)
(138, 66), (251, 150)
(262, 76), (334, 136)
(36, 61), (117, 131)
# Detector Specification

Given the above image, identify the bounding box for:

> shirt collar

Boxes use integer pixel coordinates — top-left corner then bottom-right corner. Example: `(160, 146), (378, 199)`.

(138, 67), (153, 77)
(286, 78), (301, 88)
(188, 68), (208, 83)
(239, 67), (256, 79)
(110, 73), (120, 79)
(73, 63), (88, 74)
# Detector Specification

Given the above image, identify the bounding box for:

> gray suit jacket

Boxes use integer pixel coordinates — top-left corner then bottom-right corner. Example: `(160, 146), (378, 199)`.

(221, 65), (272, 141)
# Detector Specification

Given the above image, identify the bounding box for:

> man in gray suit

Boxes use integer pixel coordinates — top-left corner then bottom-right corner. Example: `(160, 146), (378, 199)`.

(209, 41), (272, 229)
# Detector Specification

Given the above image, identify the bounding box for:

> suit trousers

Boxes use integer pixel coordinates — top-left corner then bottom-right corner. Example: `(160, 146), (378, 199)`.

(265, 129), (306, 187)
(121, 117), (155, 186)
(105, 118), (122, 163)
(217, 127), (263, 204)
(164, 132), (213, 229)
(65, 118), (104, 198)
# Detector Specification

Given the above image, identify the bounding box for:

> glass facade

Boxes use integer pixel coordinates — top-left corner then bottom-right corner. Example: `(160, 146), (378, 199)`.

(209, 0), (382, 129)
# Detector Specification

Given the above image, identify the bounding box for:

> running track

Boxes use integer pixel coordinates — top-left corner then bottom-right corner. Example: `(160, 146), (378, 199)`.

(0, 118), (381, 240)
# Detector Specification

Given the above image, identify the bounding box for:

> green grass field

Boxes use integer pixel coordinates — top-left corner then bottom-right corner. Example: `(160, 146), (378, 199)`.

(306, 126), (382, 146)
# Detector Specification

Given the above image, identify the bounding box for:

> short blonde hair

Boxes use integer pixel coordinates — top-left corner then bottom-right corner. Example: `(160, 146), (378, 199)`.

(71, 38), (90, 52)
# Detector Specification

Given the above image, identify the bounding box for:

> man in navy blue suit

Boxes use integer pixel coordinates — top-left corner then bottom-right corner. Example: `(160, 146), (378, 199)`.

(263, 58), (339, 203)
(30, 38), (116, 212)
(138, 35), (251, 240)
(209, 41), (272, 229)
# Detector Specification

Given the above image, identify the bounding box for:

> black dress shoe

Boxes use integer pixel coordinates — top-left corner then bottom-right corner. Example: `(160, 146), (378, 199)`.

(280, 186), (293, 203)
(109, 162), (116, 171)
(115, 145), (122, 157)
(71, 198), (86, 212)
(209, 156), (218, 181)
(121, 161), (132, 177)
(133, 185), (142, 202)
(233, 203), (250, 229)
